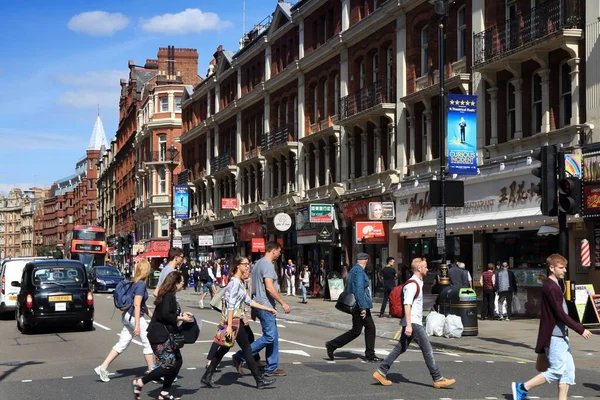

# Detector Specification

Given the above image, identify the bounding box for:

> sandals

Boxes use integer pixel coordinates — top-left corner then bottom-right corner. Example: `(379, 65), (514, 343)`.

(132, 379), (143, 400)
(158, 393), (181, 400)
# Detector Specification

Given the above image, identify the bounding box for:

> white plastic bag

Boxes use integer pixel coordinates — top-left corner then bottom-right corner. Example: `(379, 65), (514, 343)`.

(443, 314), (464, 338)
(425, 311), (446, 337)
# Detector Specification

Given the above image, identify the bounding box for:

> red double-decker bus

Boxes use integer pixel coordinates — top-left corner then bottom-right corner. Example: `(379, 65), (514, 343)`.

(64, 225), (107, 271)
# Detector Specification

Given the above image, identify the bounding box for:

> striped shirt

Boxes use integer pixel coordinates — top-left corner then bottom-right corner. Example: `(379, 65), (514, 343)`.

(223, 277), (253, 318)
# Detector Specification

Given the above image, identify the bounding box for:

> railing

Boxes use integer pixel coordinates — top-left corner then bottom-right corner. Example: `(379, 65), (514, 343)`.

(261, 123), (296, 153)
(210, 151), (233, 173)
(473, 0), (581, 66)
(148, 151), (180, 163)
(244, 147), (261, 160)
(340, 79), (395, 120)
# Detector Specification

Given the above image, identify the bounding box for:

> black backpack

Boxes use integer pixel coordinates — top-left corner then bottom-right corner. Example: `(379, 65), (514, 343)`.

(200, 268), (210, 283)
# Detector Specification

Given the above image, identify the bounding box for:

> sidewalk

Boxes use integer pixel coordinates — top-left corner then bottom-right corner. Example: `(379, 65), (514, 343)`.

(176, 289), (600, 368)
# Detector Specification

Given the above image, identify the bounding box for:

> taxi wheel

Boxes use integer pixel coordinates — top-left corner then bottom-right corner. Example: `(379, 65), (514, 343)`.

(17, 310), (31, 334)
(83, 320), (94, 331)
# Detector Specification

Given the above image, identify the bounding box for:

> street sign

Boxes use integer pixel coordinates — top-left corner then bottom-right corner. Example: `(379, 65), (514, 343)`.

(436, 207), (445, 226)
(309, 204), (334, 223)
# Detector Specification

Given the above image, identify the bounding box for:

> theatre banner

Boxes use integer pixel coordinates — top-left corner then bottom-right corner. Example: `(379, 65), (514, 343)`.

(174, 185), (190, 219)
(447, 94), (478, 175)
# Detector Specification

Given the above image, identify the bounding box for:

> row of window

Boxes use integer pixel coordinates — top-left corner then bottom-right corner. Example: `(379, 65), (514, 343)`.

(420, 6), (467, 75)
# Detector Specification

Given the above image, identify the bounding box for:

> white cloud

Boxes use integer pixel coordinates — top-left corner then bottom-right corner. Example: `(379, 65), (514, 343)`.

(0, 128), (86, 151)
(141, 8), (232, 35)
(55, 70), (128, 87)
(57, 90), (119, 110)
(68, 11), (130, 36)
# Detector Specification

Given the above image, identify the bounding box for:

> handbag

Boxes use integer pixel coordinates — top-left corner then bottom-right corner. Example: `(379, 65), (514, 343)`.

(335, 290), (357, 314)
(535, 352), (549, 372)
(213, 316), (241, 347)
(164, 325), (185, 349)
(179, 316), (201, 344)
(210, 285), (227, 312)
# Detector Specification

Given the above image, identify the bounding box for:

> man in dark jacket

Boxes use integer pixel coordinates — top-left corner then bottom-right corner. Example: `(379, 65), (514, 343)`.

(448, 261), (470, 288)
(494, 262), (518, 320)
(511, 254), (592, 400)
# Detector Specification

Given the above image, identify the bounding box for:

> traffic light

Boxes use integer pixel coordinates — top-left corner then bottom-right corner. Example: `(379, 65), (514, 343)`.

(126, 233), (133, 250)
(558, 177), (581, 215)
(119, 236), (125, 253)
(531, 145), (558, 216)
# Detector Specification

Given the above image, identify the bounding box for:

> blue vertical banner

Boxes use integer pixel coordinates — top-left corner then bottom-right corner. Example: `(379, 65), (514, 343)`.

(447, 94), (478, 175)
(174, 184), (190, 219)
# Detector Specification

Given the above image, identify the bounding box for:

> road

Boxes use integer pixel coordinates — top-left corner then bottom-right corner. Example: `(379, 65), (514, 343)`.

(1, 292), (599, 400)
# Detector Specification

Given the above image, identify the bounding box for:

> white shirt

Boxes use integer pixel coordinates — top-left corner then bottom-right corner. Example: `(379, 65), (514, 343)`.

(401, 274), (424, 327)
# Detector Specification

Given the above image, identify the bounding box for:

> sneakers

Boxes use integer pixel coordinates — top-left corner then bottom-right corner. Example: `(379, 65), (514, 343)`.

(94, 366), (110, 382)
(433, 377), (456, 388)
(199, 299), (204, 308)
(372, 371), (392, 386)
(511, 382), (528, 400)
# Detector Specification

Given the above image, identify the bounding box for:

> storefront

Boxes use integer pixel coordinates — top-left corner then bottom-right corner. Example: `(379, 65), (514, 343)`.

(212, 226), (236, 263)
(295, 206), (340, 273)
(239, 220), (265, 260)
(197, 234), (214, 263)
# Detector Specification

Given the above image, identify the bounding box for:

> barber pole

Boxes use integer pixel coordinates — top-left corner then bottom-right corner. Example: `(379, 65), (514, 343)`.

(581, 239), (590, 267)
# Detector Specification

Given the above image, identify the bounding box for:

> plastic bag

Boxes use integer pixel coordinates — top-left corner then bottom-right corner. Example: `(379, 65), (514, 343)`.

(425, 311), (446, 337)
(443, 314), (464, 338)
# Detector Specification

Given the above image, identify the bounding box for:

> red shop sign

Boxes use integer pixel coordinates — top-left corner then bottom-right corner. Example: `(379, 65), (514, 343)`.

(241, 221), (263, 241)
(151, 240), (170, 253)
(251, 238), (266, 253)
(221, 198), (239, 210)
(355, 221), (387, 244)
(340, 198), (380, 222)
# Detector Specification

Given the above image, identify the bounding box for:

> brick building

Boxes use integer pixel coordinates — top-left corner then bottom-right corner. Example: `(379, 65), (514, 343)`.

(0, 188), (45, 258)
(108, 46), (199, 241)
(174, 0), (598, 298)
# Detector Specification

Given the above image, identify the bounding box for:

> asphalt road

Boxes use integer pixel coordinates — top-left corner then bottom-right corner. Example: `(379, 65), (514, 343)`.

(1, 292), (599, 400)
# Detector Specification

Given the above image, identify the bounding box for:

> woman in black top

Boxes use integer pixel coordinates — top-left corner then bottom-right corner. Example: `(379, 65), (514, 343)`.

(132, 271), (193, 400)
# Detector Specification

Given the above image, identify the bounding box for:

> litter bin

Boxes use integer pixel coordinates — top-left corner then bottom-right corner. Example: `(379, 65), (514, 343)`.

(149, 270), (161, 289)
(438, 286), (478, 336)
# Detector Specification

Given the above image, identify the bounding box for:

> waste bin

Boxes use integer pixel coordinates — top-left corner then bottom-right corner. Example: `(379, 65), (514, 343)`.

(149, 270), (161, 289)
(438, 286), (478, 336)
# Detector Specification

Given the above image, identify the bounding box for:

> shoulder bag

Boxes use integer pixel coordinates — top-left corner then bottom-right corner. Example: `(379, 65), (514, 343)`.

(164, 325), (185, 349)
(335, 269), (357, 314)
(213, 315), (241, 347)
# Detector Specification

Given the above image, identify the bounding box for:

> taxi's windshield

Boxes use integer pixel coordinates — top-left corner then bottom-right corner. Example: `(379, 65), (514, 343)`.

(32, 266), (85, 286)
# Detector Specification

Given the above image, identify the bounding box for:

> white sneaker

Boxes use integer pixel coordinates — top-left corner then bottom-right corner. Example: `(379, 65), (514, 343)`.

(94, 366), (110, 382)
(199, 299), (204, 308)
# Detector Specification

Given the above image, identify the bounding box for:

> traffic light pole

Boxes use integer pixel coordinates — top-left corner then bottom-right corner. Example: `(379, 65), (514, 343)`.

(557, 151), (569, 280)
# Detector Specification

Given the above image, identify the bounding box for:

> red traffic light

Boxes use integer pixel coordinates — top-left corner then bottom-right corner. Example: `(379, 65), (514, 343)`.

(558, 179), (571, 194)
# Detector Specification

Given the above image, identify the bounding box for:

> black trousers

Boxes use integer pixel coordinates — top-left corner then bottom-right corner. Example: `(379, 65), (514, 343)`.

(498, 291), (514, 318)
(211, 322), (260, 374)
(329, 309), (376, 359)
(481, 289), (495, 319)
(142, 350), (182, 392)
(379, 286), (394, 316)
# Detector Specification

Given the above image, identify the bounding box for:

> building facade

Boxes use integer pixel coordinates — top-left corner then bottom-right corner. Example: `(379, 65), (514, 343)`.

(0, 189), (23, 259)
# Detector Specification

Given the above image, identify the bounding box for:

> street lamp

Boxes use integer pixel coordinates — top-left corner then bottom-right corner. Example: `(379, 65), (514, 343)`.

(168, 144), (178, 249)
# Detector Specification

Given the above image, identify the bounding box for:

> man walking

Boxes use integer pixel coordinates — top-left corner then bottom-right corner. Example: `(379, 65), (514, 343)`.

(512, 254), (592, 400)
(326, 253), (381, 362)
(495, 261), (517, 320)
(379, 257), (397, 318)
(372, 257), (456, 388)
(234, 242), (291, 377)
(153, 248), (184, 296)
(285, 259), (296, 296)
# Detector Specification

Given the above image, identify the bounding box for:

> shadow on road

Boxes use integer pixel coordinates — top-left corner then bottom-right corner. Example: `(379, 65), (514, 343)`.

(383, 373), (443, 389)
(0, 312), (15, 321)
(583, 382), (600, 392)
(0, 360), (45, 382)
(110, 366), (149, 380)
(475, 337), (534, 350)
(19, 323), (94, 336)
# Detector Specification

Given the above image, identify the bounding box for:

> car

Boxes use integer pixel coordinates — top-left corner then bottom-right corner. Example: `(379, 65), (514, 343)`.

(13, 260), (94, 333)
(89, 265), (123, 293)
(1, 257), (54, 315)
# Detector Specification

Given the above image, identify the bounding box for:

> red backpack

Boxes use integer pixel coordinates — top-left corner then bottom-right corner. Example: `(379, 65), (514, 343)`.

(389, 280), (421, 318)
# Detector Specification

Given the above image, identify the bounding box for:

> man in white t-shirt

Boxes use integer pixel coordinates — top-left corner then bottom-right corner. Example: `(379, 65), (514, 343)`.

(372, 257), (456, 389)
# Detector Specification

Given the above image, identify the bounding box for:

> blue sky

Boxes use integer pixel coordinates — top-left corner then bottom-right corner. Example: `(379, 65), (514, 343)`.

(0, 0), (280, 194)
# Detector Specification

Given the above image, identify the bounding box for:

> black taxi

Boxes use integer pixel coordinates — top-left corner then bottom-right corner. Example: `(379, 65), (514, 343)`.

(13, 260), (94, 333)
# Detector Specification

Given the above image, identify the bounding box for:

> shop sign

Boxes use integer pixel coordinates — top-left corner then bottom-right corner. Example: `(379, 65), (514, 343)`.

(251, 238), (266, 252)
(583, 183), (600, 216)
(172, 239), (182, 248)
(221, 198), (239, 210)
(198, 235), (214, 246)
(274, 213), (292, 231)
(316, 224), (334, 243)
(368, 202), (395, 220)
(355, 221), (387, 244)
(340, 199), (372, 222)
(151, 240), (170, 253)
(296, 207), (317, 244)
(181, 234), (191, 245)
(309, 204), (334, 223)
(240, 221), (263, 241)
(213, 227), (235, 246)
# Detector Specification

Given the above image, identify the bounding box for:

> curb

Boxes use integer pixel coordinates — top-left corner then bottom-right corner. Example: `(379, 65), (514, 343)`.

(178, 297), (517, 359)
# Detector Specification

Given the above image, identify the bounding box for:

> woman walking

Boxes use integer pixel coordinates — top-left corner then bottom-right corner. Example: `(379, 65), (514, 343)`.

(132, 271), (193, 400)
(202, 256), (277, 389)
(95, 260), (154, 382)
(300, 265), (310, 304)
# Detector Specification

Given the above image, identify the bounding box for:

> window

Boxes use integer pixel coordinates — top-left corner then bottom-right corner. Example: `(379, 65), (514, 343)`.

(89, 180), (93, 189)
(334, 75), (340, 116)
(161, 97), (169, 112)
(532, 73), (542, 134)
(323, 80), (328, 118)
(560, 62), (572, 127)
(421, 112), (428, 161)
(372, 53), (379, 84)
(175, 96), (182, 112)
(159, 168), (167, 194)
(68, 216), (73, 224)
(457, 7), (467, 59)
(386, 45), (394, 100)
(159, 134), (167, 161)
(359, 60), (365, 89)
(313, 85), (318, 123)
(507, 81), (516, 139)
(421, 27), (429, 76)
(58, 217), (63, 225)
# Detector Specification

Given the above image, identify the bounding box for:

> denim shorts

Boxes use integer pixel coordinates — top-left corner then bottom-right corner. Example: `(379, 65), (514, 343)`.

(543, 336), (575, 385)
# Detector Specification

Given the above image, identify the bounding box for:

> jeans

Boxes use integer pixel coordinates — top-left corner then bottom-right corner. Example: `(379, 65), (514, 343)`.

(379, 286), (394, 316)
(543, 336), (575, 385)
(300, 284), (308, 302)
(329, 309), (376, 359)
(236, 308), (279, 374)
(481, 289), (495, 319)
(377, 324), (442, 381)
(498, 291), (513, 318)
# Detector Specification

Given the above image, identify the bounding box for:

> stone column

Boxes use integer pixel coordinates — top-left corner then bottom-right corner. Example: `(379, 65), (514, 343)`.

(240, 169), (246, 204)
(214, 86), (220, 114)
(314, 149), (321, 187)
(423, 110), (433, 161)
(487, 87), (499, 145)
(340, 48), (349, 181)
(269, 165), (275, 199)
(361, 132), (368, 176)
(265, 46), (272, 81)
(324, 145), (330, 185)
(334, 138), (341, 183)
(349, 137), (355, 179)
(388, 123), (396, 170)
(206, 179), (213, 210)
(304, 153), (311, 190)
(293, 151), (299, 191)
(168, 92), (175, 118)
(207, 92), (212, 118)
(213, 179), (220, 214)
(341, 0), (350, 31)
(286, 157), (291, 194)
(206, 131), (212, 174)
(568, 58), (580, 125)
(298, 17), (305, 59)
(408, 115), (416, 165)
(255, 164), (260, 201)
(374, 128), (381, 173)
(236, 112), (242, 163)
(510, 78), (523, 139)
(237, 67), (242, 99)
(278, 157), (284, 196)
(264, 94), (271, 137)
(538, 69), (551, 133)
(214, 127), (219, 157)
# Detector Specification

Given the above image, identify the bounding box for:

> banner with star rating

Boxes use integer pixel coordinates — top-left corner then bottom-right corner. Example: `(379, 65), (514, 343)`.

(447, 94), (478, 175)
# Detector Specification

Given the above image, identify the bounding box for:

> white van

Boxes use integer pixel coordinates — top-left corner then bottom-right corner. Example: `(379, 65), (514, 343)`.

(0, 257), (53, 314)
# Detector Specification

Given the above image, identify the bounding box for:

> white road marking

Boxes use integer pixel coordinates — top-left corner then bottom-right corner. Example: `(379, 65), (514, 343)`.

(292, 361), (302, 365)
(517, 361), (526, 364)
(279, 338), (325, 349)
(454, 360), (464, 363)
(195, 340), (215, 343)
(327, 361), (336, 364)
(484, 397), (498, 399)
(63, 376), (73, 379)
(528, 397), (540, 399)
(202, 320), (219, 326)
(106, 296), (112, 299)
(586, 353), (593, 356)
(277, 324), (286, 328)
(485, 360), (495, 363)
(280, 350), (310, 357)
(21, 380), (32, 383)
(93, 322), (112, 331)
(186, 367), (197, 370)
(571, 396), (585, 399)
(285, 321), (303, 324)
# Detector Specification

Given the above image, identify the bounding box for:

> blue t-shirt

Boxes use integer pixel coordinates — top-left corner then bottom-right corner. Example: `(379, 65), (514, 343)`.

(128, 280), (148, 317)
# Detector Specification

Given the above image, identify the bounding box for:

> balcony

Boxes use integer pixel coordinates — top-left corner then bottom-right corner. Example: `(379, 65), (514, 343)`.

(210, 152), (236, 175)
(244, 147), (262, 161)
(145, 151), (180, 166)
(402, 60), (470, 104)
(473, 0), (582, 69)
(340, 79), (396, 124)
(261, 123), (297, 154)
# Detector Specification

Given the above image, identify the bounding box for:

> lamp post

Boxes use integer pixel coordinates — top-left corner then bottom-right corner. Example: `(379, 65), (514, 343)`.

(431, 0), (450, 285)
(168, 144), (178, 249)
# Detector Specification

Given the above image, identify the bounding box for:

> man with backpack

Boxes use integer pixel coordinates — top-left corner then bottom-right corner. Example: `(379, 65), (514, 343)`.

(372, 257), (456, 389)
(198, 263), (216, 308)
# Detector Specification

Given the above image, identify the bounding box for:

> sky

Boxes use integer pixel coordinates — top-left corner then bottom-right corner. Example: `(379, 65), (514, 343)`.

(0, 0), (281, 194)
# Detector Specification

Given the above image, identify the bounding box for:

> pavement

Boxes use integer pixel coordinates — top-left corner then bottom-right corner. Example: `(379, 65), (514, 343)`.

(177, 288), (600, 370)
